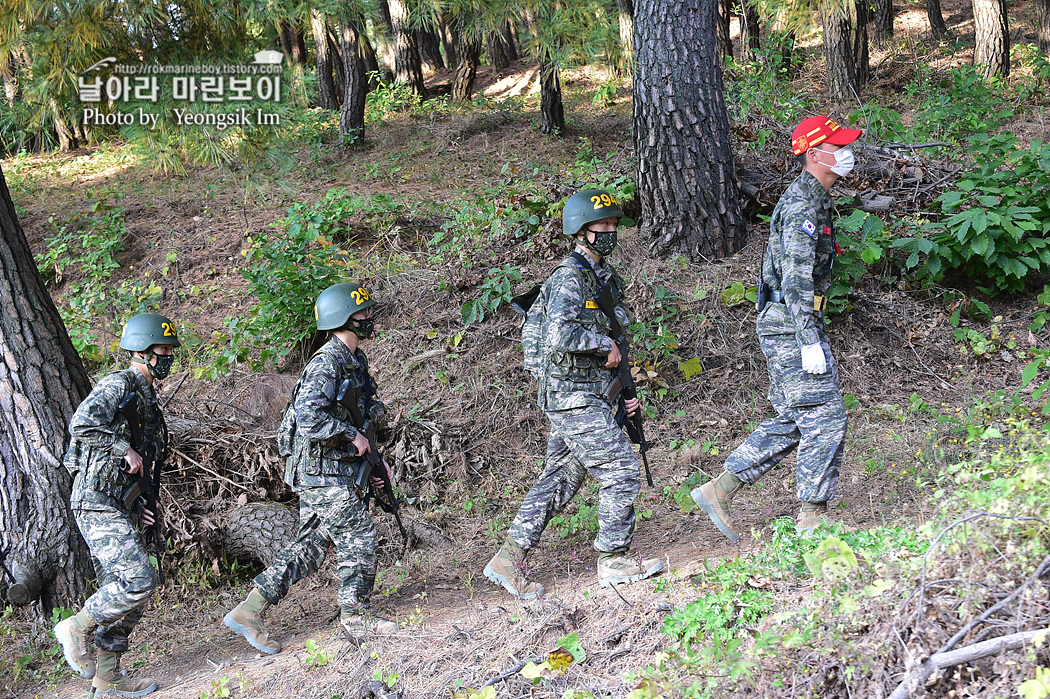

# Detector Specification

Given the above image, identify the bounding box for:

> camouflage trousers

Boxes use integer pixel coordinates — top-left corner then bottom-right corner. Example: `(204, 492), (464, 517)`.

(508, 402), (639, 554)
(74, 507), (158, 652)
(725, 332), (847, 503)
(253, 485), (377, 614)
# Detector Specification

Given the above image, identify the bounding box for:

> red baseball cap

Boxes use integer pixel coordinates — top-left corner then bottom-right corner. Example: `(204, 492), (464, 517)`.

(791, 115), (862, 156)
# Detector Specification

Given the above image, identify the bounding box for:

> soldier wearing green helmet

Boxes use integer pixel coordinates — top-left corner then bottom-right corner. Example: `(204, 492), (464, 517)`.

(483, 188), (663, 599)
(225, 281), (396, 651)
(55, 312), (180, 697)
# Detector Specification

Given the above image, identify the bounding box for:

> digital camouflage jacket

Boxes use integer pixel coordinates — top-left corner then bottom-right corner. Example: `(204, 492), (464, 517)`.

(66, 367), (164, 512)
(522, 251), (632, 412)
(283, 336), (387, 490)
(759, 170), (837, 347)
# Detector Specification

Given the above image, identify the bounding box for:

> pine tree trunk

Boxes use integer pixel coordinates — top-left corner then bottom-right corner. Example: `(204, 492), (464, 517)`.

(926, 0), (949, 38)
(360, 32), (383, 91)
(388, 0), (427, 97)
(1, 55), (17, 106)
(338, 15), (368, 146)
(312, 12), (339, 110)
(617, 0), (635, 77)
(717, 0), (734, 63)
(279, 21), (308, 64)
(50, 98), (78, 151)
(539, 58), (565, 136)
(0, 162), (93, 609)
(501, 22), (519, 61)
(452, 33), (481, 100)
(416, 26), (444, 72)
(439, 15), (459, 68)
(823, 2), (859, 103)
(487, 27), (514, 72)
(875, 0), (894, 41)
(973, 0), (1009, 78)
(1039, 0), (1050, 53)
(327, 27), (346, 103)
(222, 504), (298, 564)
(852, 0), (870, 84)
(633, 0), (746, 260)
(741, 0), (761, 61)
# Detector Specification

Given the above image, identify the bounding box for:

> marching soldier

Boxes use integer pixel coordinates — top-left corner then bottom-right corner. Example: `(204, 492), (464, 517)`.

(224, 282), (396, 651)
(693, 115), (862, 539)
(484, 189), (663, 598)
(55, 313), (180, 697)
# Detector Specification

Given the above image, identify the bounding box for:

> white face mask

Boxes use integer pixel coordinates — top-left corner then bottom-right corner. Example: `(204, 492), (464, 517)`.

(823, 147), (855, 176)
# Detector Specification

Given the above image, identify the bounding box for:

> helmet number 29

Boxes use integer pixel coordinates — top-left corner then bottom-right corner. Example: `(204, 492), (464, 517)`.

(590, 193), (617, 210)
(161, 322), (177, 337)
(350, 287), (370, 305)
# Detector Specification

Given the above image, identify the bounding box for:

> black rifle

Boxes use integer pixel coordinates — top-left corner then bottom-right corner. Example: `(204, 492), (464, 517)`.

(335, 380), (409, 550)
(117, 392), (164, 579)
(595, 282), (654, 487)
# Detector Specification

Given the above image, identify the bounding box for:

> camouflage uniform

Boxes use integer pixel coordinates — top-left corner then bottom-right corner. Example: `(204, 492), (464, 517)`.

(65, 368), (163, 652)
(724, 170), (847, 503)
(510, 252), (640, 553)
(253, 336), (386, 613)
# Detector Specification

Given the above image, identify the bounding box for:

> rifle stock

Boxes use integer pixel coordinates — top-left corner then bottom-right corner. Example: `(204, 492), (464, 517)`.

(336, 380), (409, 550)
(117, 392), (164, 579)
(595, 284), (654, 487)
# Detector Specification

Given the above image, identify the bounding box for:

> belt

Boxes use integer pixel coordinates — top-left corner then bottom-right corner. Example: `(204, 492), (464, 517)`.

(768, 290), (827, 312)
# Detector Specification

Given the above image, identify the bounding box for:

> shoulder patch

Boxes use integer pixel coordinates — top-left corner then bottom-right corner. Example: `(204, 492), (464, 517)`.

(801, 219), (817, 237)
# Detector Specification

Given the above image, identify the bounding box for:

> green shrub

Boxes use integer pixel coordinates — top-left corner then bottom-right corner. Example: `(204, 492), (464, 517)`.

(460, 265), (523, 325)
(907, 134), (1050, 293)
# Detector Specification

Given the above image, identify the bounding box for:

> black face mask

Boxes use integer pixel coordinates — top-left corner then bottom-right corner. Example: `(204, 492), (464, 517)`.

(584, 228), (617, 257)
(351, 318), (376, 339)
(148, 352), (175, 379)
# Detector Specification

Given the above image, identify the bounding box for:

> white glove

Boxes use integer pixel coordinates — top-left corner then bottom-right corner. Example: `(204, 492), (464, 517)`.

(800, 343), (827, 375)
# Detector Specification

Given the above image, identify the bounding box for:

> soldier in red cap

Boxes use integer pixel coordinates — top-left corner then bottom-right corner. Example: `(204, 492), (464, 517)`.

(692, 115), (862, 538)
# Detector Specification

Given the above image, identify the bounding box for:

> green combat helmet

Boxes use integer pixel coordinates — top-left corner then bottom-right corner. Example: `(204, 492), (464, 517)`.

(315, 282), (377, 331)
(562, 189), (624, 238)
(119, 313), (181, 352)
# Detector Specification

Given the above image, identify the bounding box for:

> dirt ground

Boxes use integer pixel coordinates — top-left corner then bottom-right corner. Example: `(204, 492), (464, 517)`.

(5, 0), (1049, 695)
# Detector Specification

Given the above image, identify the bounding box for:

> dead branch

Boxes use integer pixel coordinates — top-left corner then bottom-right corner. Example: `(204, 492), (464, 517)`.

(887, 627), (1050, 699)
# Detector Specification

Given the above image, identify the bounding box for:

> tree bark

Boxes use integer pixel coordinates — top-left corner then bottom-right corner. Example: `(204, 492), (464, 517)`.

(312, 12), (339, 110)
(222, 503), (298, 564)
(539, 58), (565, 136)
(452, 31), (481, 100)
(973, 0), (1009, 78)
(0, 162), (93, 609)
(1037, 0), (1050, 52)
(487, 25), (515, 72)
(633, 0), (746, 260)
(740, 0), (761, 61)
(388, 0), (427, 98)
(326, 26), (347, 104)
(49, 98), (78, 151)
(822, 1), (859, 103)
(439, 14), (459, 67)
(617, 0), (635, 77)
(852, 0), (871, 85)
(1, 54), (17, 106)
(875, 0), (894, 41)
(416, 25), (445, 72)
(926, 0), (949, 39)
(338, 15), (368, 146)
(360, 32), (383, 92)
(717, 0), (733, 63)
(279, 21), (308, 64)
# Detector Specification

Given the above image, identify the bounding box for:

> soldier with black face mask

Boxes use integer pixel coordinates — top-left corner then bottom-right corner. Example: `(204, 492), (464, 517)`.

(55, 313), (180, 698)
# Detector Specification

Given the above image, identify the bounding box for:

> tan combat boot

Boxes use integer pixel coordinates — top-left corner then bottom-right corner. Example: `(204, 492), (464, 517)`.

(796, 501), (829, 534)
(692, 471), (743, 542)
(224, 588), (282, 654)
(340, 610), (399, 644)
(90, 650), (157, 697)
(55, 609), (96, 678)
(483, 539), (544, 599)
(597, 552), (664, 587)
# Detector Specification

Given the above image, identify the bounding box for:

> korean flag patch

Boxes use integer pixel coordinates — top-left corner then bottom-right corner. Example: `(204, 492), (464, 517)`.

(800, 219), (817, 238)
